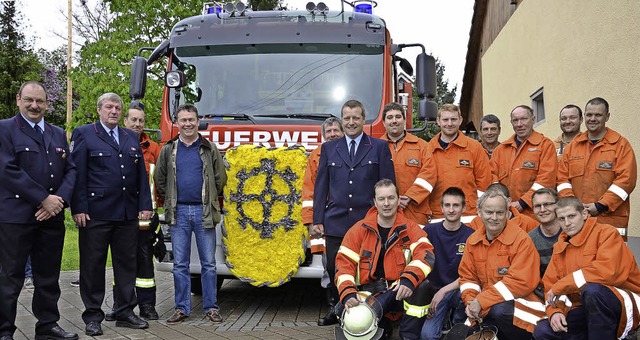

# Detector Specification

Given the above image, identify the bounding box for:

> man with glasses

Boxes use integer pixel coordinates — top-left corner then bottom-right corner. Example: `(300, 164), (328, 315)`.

(491, 105), (557, 218)
(0, 81), (78, 340)
(530, 188), (562, 277)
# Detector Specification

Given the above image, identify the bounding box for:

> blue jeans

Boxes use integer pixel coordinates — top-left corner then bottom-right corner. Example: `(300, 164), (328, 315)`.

(420, 289), (465, 340)
(171, 204), (218, 314)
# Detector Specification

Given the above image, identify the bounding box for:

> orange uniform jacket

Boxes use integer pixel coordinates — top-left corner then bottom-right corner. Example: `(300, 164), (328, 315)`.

(301, 147), (325, 253)
(557, 128), (637, 229)
(459, 221), (545, 333)
(427, 131), (491, 218)
(141, 132), (161, 204)
(335, 207), (435, 304)
(491, 131), (557, 218)
(382, 132), (436, 225)
(542, 217), (640, 338)
(468, 206), (538, 232)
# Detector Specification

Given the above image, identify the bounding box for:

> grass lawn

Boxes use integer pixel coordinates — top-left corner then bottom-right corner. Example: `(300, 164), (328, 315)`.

(61, 212), (112, 271)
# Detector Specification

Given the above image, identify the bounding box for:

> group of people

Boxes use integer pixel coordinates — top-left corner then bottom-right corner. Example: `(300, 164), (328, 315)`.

(0, 81), (226, 340)
(303, 98), (640, 339)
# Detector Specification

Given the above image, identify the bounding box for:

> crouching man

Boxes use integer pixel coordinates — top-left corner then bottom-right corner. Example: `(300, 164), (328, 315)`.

(534, 196), (640, 339)
(458, 189), (545, 339)
(335, 179), (435, 339)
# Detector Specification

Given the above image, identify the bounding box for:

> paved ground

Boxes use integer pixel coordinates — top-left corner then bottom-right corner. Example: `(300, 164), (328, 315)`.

(15, 270), (336, 339)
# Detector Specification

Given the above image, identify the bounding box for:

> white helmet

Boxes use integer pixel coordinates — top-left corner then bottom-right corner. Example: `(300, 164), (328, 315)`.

(337, 294), (384, 340)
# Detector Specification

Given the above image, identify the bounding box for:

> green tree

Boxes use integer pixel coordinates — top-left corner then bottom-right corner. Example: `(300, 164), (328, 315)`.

(0, 1), (43, 118)
(70, 0), (203, 130)
(411, 57), (457, 141)
(248, 0), (286, 10)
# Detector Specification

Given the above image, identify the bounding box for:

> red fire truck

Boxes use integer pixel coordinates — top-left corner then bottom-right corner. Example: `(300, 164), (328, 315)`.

(130, 1), (437, 290)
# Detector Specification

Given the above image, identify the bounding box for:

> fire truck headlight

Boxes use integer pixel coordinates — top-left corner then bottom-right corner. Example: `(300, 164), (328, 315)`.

(224, 2), (236, 13)
(165, 71), (185, 88)
(306, 2), (316, 13)
(317, 2), (328, 13)
(235, 1), (246, 13)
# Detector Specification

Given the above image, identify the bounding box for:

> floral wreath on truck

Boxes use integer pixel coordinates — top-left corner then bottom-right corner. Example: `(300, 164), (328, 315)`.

(222, 145), (309, 287)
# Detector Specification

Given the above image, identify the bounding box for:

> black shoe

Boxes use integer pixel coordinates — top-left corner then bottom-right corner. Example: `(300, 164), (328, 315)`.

(317, 309), (338, 326)
(139, 304), (159, 320)
(0, 335), (13, 340)
(70, 279), (80, 287)
(85, 322), (102, 336)
(105, 310), (116, 322)
(115, 314), (149, 329)
(35, 325), (79, 340)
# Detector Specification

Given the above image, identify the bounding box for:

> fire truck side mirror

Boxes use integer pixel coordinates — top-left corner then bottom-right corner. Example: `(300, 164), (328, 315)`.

(419, 99), (438, 121)
(130, 56), (148, 100)
(416, 53), (437, 100)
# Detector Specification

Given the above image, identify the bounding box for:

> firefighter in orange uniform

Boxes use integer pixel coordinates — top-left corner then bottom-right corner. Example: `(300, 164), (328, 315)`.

(534, 196), (640, 339)
(300, 116), (343, 326)
(490, 105), (557, 219)
(115, 101), (161, 320)
(556, 97), (637, 237)
(427, 104), (491, 222)
(459, 189), (545, 339)
(467, 183), (538, 233)
(335, 179), (435, 339)
(381, 102), (436, 226)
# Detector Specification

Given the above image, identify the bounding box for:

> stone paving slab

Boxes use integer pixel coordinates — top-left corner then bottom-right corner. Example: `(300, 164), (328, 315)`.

(15, 269), (335, 340)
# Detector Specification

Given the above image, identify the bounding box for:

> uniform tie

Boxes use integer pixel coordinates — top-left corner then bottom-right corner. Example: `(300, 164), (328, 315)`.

(34, 124), (44, 144)
(349, 140), (356, 160)
(109, 130), (118, 145)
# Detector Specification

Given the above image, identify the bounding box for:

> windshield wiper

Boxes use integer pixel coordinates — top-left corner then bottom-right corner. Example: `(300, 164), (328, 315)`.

(253, 113), (338, 121)
(201, 113), (257, 124)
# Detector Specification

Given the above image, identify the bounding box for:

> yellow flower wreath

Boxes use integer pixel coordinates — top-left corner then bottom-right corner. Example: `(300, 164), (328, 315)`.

(223, 145), (309, 287)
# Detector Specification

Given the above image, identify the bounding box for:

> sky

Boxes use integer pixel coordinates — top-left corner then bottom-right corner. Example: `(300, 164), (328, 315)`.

(17, 0), (474, 102)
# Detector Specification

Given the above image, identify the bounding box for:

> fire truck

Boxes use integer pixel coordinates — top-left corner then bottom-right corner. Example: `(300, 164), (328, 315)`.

(129, 1), (437, 291)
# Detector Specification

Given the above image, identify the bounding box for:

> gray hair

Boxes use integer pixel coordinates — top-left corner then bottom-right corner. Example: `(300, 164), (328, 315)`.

(97, 93), (124, 109)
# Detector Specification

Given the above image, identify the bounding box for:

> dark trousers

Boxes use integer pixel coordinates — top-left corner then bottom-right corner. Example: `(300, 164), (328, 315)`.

(79, 219), (138, 324)
(374, 284), (428, 340)
(483, 300), (532, 340)
(325, 235), (343, 302)
(111, 227), (156, 309)
(0, 220), (65, 336)
(135, 227), (156, 305)
(533, 283), (622, 339)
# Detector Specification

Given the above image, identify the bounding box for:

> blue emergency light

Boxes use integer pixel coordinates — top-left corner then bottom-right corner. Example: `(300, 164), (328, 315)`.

(354, 3), (372, 14)
(207, 6), (222, 14)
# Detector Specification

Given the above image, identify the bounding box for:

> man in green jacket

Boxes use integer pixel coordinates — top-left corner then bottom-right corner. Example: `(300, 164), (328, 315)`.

(154, 104), (227, 324)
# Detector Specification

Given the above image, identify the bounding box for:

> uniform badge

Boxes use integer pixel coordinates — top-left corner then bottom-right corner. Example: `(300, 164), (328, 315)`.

(407, 158), (419, 165)
(528, 147), (538, 152)
(598, 161), (613, 169)
(459, 159), (470, 167)
(523, 161), (536, 169)
(456, 243), (466, 255)
(498, 267), (509, 275)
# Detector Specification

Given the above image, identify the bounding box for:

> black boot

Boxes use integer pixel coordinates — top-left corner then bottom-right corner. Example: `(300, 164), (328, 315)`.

(318, 288), (338, 326)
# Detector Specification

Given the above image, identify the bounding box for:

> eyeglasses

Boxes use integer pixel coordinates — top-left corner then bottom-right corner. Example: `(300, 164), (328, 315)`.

(533, 202), (556, 210)
(20, 97), (48, 106)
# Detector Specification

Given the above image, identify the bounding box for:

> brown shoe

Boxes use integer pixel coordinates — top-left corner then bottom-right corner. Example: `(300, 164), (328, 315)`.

(167, 309), (189, 324)
(204, 309), (223, 323)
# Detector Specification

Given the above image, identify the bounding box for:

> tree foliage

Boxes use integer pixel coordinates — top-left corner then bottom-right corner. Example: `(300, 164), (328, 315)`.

(248, 0), (286, 10)
(0, 1), (42, 119)
(411, 57), (457, 141)
(70, 0), (204, 130)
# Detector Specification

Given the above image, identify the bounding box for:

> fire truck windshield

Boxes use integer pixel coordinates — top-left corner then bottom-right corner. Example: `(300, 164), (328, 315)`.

(170, 43), (384, 123)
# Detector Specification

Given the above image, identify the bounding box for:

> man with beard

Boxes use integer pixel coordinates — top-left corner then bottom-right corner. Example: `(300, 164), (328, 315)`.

(301, 116), (343, 326)
(553, 105), (582, 158)
(381, 102), (436, 226)
(427, 104), (491, 222)
(556, 97), (637, 238)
